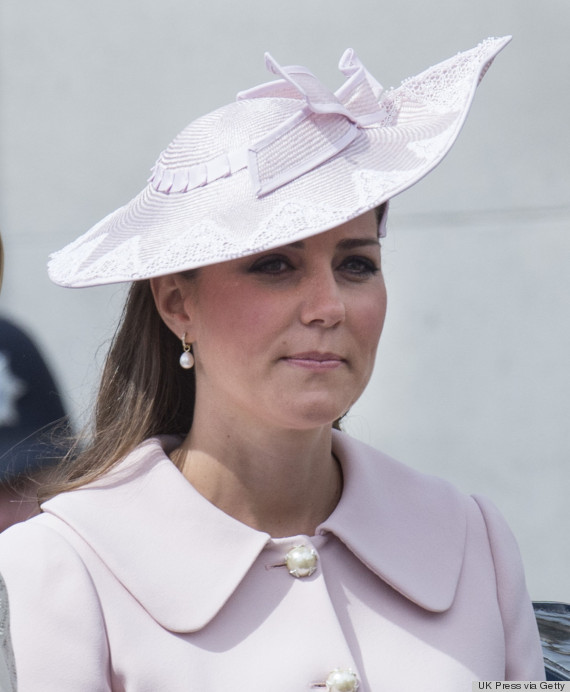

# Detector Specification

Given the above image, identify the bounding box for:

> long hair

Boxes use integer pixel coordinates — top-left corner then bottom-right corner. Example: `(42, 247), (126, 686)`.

(39, 280), (195, 501)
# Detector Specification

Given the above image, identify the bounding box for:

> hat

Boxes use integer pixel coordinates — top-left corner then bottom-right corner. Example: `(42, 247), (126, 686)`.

(48, 36), (511, 288)
(0, 318), (70, 482)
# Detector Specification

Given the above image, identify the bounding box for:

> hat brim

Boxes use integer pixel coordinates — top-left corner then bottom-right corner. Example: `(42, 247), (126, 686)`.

(48, 36), (511, 288)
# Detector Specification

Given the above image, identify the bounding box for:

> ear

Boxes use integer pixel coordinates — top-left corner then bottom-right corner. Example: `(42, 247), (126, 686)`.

(150, 275), (196, 341)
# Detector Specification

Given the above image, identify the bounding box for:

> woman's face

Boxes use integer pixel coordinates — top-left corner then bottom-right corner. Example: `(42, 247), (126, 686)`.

(180, 210), (387, 433)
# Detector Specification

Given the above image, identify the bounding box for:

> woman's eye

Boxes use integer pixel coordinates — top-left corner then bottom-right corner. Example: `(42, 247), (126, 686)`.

(248, 256), (293, 275)
(339, 256), (380, 277)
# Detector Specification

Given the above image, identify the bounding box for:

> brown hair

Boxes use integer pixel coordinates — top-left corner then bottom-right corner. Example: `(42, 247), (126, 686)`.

(39, 280), (195, 500)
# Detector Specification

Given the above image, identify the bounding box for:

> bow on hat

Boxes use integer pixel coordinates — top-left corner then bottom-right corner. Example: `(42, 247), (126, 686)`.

(149, 49), (388, 198)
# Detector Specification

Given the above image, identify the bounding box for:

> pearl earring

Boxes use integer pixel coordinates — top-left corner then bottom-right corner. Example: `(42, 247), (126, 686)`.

(179, 333), (194, 369)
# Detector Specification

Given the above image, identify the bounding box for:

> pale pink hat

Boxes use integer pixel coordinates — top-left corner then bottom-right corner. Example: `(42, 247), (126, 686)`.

(48, 36), (511, 288)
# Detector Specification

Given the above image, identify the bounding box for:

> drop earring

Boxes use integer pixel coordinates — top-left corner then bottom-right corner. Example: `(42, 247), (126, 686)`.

(179, 333), (194, 369)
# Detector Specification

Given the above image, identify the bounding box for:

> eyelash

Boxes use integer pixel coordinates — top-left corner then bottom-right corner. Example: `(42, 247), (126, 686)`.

(248, 255), (380, 278)
(248, 256), (291, 275)
(341, 257), (380, 277)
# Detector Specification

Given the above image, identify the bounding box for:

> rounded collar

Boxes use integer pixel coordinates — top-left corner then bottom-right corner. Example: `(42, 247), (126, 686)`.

(42, 431), (467, 632)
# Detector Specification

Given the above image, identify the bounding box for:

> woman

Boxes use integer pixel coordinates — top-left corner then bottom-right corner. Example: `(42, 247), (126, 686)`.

(0, 37), (545, 690)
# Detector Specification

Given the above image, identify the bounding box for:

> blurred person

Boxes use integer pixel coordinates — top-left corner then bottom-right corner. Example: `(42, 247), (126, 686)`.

(0, 236), (17, 692)
(0, 38), (545, 689)
(0, 236), (70, 532)
(0, 317), (70, 531)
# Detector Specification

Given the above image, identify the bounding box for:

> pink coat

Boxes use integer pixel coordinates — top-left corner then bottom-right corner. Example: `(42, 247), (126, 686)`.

(0, 431), (544, 690)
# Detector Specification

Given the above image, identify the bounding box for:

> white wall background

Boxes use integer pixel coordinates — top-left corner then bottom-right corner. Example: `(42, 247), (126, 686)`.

(1, 0), (569, 600)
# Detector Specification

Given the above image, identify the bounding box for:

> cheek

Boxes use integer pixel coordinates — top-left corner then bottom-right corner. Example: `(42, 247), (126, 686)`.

(193, 286), (285, 354)
(354, 285), (387, 352)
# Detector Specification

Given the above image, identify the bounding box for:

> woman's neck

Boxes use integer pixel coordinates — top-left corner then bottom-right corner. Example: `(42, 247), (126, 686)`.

(170, 418), (342, 538)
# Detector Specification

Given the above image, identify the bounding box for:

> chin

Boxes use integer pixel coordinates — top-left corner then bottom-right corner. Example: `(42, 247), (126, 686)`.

(268, 384), (362, 431)
(278, 399), (349, 431)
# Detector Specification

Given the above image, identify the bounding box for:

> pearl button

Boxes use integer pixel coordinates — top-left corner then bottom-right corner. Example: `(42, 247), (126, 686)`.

(325, 668), (359, 691)
(285, 545), (318, 578)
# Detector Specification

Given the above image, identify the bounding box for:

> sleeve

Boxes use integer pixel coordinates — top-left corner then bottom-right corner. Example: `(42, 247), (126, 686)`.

(0, 519), (112, 691)
(472, 494), (545, 681)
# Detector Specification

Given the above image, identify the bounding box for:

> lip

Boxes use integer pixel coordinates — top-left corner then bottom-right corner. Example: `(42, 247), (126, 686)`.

(282, 351), (346, 370)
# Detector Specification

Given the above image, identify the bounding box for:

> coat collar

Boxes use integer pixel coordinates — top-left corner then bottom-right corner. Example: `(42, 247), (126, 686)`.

(42, 432), (467, 632)
(321, 432), (467, 613)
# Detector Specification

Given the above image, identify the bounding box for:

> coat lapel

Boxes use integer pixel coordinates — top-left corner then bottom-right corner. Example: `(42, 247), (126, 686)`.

(42, 432), (467, 633)
(43, 437), (270, 633)
(321, 431), (467, 612)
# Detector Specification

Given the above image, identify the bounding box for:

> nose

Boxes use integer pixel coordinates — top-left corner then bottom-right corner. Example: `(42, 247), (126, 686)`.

(299, 269), (345, 328)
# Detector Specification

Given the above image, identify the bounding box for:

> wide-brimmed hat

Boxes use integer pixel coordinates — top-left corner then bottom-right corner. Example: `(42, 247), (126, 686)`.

(48, 36), (511, 288)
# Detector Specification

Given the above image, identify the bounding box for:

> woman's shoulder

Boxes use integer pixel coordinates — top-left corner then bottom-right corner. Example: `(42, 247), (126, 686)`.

(333, 430), (524, 545)
(0, 436), (182, 578)
(0, 516), (112, 689)
(333, 429), (473, 506)
(0, 512), (93, 584)
(332, 432), (526, 555)
(334, 430), (517, 530)
(328, 432), (536, 620)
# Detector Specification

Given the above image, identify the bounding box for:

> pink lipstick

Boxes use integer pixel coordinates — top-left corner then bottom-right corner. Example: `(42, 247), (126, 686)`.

(282, 352), (345, 370)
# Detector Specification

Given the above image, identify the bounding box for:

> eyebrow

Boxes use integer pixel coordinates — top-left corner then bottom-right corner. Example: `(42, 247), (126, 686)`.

(337, 237), (381, 250)
(285, 238), (380, 250)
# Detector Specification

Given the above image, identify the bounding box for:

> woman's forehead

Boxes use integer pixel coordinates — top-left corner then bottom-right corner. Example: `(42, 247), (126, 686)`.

(278, 210), (380, 249)
(189, 209), (381, 281)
